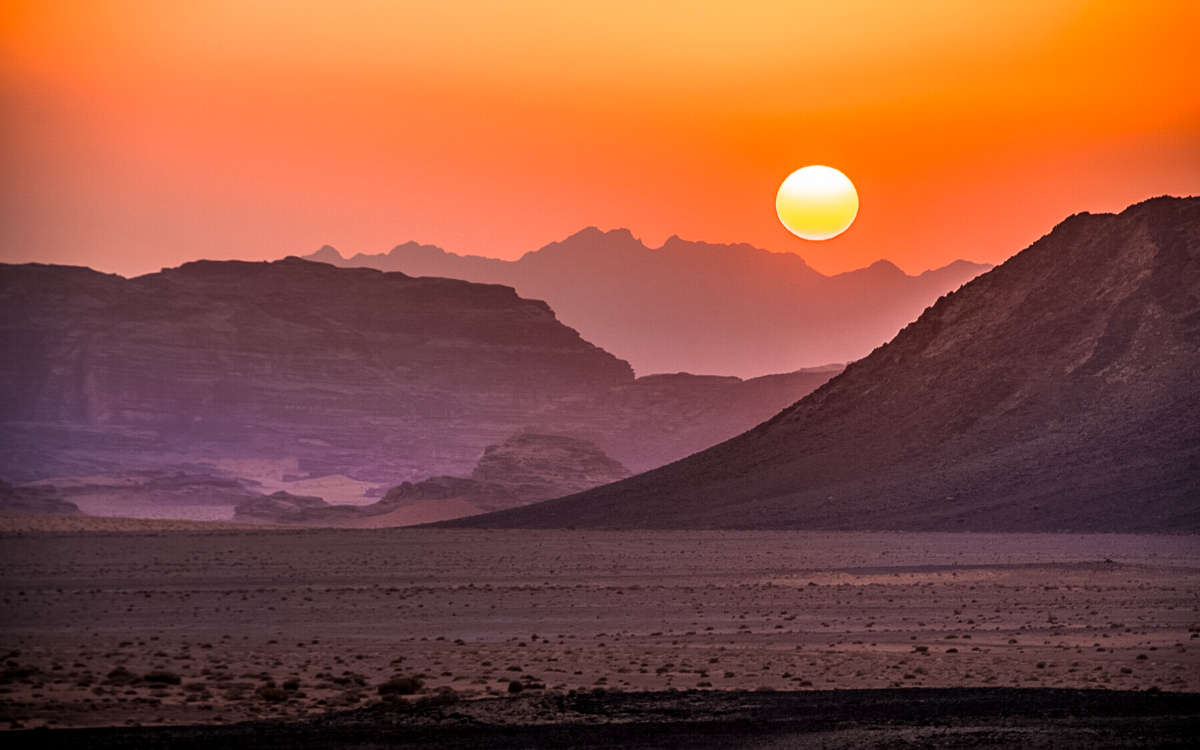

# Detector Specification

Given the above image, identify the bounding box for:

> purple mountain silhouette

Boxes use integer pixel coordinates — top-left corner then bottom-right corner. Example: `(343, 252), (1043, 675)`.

(305, 232), (990, 377)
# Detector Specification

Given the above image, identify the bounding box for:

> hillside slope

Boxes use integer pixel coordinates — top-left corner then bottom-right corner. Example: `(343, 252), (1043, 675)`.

(444, 196), (1200, 533)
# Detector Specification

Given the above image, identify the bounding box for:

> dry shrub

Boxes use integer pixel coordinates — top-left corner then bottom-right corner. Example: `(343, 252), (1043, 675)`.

(256, 684), (290, 702)
(378, 675), (424, 696)
(415, 686), (459, 707)
(143, 670), (182, 685)
(103, 667), (141, 686)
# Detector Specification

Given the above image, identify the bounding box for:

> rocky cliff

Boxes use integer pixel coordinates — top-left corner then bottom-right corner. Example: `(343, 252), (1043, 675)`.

(0, 480), (81, 515)
(444, 196), (1200, 532)
(0, 257), (631, 488)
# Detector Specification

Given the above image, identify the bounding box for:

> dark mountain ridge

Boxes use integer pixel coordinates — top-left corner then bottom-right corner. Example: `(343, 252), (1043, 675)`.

(306, 231), (990, 377)
(0, 258), (631, 486)
(442, 196), (1200, 533)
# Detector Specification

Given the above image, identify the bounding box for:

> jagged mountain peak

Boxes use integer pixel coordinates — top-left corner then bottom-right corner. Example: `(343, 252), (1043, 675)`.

(300, 227), (989, 377)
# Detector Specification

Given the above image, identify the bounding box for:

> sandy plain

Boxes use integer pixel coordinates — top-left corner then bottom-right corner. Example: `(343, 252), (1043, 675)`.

(0, 525), (1197, 736)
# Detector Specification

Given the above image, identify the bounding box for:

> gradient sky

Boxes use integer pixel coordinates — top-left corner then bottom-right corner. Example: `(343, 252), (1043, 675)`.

(2, 0), (1198, 278)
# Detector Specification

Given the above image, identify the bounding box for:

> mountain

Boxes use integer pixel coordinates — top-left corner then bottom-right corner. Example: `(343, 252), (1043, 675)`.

(305, 233), (990, 377)
(0, 257), (629, 487)
(442, 196), (1200, 533)
(7, 472), (266, 521)
(0, 480), (81, 516)
(0, 258), (839, 519)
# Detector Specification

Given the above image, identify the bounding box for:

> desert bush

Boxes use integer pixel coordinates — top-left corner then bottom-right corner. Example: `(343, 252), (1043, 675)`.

(282, 678), (301, 690)
(416, 686), (459, 707)
(256, 684), (290, 701)
(1, 663), (40, 684)
(507, 680), (524, 694)
(378, 675), (424, 695)
(103, 667), (140, 686)
(144, 670), (182, 685)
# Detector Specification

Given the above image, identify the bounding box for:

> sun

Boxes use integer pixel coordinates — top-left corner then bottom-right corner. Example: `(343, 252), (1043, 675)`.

(776, 166), (859, 241)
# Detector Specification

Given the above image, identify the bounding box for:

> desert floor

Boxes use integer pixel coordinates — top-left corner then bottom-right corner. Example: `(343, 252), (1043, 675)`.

(1, 523), (1197, 737)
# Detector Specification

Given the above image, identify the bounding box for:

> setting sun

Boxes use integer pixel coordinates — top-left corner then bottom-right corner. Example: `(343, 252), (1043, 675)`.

(775, 166), (859, 241)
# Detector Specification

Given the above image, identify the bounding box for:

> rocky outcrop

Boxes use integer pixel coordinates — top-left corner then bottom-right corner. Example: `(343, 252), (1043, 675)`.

(307, 232), (989, 377)
(9, 472), (264, 521)
(379, 476), (506, 506)
(233, 491), (348, 523)
(532, 367), (842, 473)
(0, 480), (81, 515)
(470, 433), (631, 502)
(234, 433), (631, 524)
(381, 433), (632, 513)
(445, 197), (1200, 532)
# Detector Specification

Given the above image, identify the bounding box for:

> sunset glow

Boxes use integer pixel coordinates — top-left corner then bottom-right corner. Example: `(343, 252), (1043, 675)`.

(1, 1), (1197, 276)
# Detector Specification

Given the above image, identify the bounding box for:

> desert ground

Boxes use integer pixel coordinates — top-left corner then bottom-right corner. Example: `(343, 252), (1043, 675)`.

(1, 520), (1197, 744)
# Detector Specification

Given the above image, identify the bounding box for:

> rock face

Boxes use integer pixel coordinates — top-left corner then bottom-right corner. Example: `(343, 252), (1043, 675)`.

(0, 257), (632, 489)
(0, 480), (81, 515)
(532, 368), (842, 474)
(445, 197), (1200, 533)
(44, 472), (265, 520)
(470, 433), (632, 502)
(382, 433), (631, 513)
(233, 491), (345, 523)
(235, 433), (630, 524)
(1, 256), (839, 519)
(307, 233), (989, 377)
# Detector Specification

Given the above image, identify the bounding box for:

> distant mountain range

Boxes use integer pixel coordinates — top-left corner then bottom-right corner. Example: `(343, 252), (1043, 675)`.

(0, 258), (839, 519)
(304, 232), (990, 378)
(444, 196), (1200, 533)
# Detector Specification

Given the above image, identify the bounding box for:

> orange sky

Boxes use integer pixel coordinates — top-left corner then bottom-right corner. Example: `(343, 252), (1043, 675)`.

(2, 0), (1198, 277)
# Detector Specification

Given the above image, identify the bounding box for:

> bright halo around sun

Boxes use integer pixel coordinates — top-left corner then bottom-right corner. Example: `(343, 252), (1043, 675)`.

(775, 166), (859, 241)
